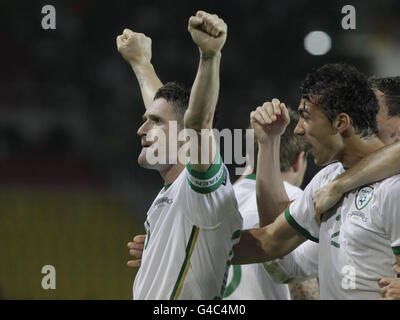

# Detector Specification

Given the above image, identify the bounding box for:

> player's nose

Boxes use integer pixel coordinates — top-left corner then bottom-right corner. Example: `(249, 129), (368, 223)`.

(294, 119), (304, 136)
(137, 121), (148, 137)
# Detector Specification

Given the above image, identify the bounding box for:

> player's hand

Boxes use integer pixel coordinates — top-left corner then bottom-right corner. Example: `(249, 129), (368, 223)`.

(127, 234), (146, 268)
(188, 11), (227, 57)
(117, 29), (152, 67)
(379, 265), (400, 300)
(250, 99), (290, 143)
(312, 180), (344, 225)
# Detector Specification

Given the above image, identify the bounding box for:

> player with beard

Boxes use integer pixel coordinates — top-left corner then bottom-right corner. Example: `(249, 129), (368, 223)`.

(233, 64), (400, 299)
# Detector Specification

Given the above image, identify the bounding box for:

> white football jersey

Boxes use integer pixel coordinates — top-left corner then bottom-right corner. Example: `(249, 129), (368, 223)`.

(224, 174), (304, 300)
(133, 154), (243, 300)
(286, 162), (400, 299)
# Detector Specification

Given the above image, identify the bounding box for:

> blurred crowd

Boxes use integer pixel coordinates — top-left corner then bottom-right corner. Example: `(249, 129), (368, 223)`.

(1, 0), (400, 214)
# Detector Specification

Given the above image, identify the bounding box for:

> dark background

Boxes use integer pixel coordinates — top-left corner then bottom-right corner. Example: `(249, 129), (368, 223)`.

(0, 0), (399, 299)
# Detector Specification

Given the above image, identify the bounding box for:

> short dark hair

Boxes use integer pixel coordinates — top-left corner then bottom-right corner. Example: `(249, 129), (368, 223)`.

(280, 107), (308, 172)
(154, 82), (190, 125)
(251, 106), (308, 173)
(300, 63), (379, 137)
(368, 76), (400, 117)
(153, 82), (220, 127)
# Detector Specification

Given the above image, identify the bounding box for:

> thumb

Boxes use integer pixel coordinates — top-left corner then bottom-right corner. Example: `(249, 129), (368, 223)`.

(280, 103), (290, 125)
(393, 264), (400, 274)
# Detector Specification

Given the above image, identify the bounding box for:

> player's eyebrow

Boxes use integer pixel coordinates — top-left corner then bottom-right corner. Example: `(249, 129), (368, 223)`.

(298, 102), (310, 117)
(298, 107), (310, 116)
(142, 112), (161, 122)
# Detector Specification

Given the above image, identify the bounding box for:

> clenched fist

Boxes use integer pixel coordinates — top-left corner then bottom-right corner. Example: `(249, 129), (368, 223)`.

(250, 99), (290, 143)
(188, 11), (227, 56)
(116, 29), (152, 67)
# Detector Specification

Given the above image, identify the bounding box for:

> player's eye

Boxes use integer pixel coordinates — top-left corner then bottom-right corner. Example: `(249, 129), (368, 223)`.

(151, 116), (161, 124)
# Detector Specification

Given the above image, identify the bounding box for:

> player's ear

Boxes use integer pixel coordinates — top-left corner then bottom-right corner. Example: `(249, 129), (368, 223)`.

(333, 113), (351, 134)
(394, 123), (400, 142)
(293, 151), (305, 172)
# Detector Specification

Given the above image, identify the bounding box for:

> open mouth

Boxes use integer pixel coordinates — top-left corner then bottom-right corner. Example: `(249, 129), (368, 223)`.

(141, 141), (152, 148)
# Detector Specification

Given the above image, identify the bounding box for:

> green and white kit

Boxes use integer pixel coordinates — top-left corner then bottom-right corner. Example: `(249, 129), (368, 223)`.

(286, 162), (400, 299)
(133, 153), (243, 300)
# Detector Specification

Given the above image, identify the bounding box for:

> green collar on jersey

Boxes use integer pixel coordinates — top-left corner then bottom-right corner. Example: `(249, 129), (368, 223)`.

(245, 174), (256, 180)
(164, 183), (172, 191)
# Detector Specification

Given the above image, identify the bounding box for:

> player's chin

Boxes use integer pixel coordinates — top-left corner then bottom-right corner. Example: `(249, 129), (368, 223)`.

(137, 151), (151, 168)
(312, 152), (331, 167)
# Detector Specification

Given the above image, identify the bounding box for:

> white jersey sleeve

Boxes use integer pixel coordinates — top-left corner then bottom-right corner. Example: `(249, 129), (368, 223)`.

(184, 152), (241, 230)
(263, 240), (319, 283)
(285, 163), (345, 243)
(376, 175), (400, 256)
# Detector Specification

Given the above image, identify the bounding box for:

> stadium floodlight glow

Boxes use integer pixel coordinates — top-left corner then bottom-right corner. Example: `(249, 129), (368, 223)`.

(304, 31), (332, 56)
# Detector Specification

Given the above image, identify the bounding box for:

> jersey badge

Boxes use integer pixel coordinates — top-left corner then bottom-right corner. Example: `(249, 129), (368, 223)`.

(354, 186), (374, 210)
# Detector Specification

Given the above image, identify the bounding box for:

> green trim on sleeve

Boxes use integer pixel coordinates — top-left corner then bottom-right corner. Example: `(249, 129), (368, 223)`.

(186, 153), (226, 194)
(245, 174), (256, 180)
(284, 207), (319, 243)
(392, 246), (400, 255)
(231, 229), (241, 241)
(186, 152), (222, 180)
(187, 168), (225, 194)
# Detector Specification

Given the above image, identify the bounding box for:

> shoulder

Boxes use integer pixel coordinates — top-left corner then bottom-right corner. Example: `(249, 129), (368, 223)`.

(373, 174), (400, 199)
(283, 181), (303, 201)
(313, 162), (344, 181)
(305, 162), (345, 190)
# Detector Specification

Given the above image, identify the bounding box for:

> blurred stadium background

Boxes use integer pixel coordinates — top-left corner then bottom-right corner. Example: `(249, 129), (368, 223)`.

(0, 0), (399, 299)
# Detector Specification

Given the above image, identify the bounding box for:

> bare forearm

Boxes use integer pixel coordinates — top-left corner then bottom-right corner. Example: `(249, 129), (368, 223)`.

(232, 228), (278, 265)
(184, 53), (221, 130)
(232, 214), (306, 265)
(131, 63), (163, 109)
(257, 140), (291, 227)
(335, 141), (400, 193)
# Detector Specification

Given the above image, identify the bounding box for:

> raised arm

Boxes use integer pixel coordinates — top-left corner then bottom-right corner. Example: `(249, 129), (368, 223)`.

(185, 11), (227, 171)
(313, 141), (400, 223)
(117, 29), (163, 109)
(251, 99), (292, 226)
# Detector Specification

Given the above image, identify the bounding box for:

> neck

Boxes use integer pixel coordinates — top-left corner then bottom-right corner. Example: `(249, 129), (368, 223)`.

(159, 163), (185, 185)
(281, 170), (301, 187)
(340, 134), (385, 168)
(234, 166), (254, 185)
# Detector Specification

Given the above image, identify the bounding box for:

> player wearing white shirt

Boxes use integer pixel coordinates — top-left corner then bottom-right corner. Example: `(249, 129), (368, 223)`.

(263, 76), (400, 289)
(224, 176), (304, 300)
(134, 153), (242, 299)
(118, 11), (242, 299)
(287, 162), (400, 299)
(225, 109), (320, 300)
(233, 63), (400, 300)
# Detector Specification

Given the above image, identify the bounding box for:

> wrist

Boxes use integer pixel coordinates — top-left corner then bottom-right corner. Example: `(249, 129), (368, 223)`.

(331, 178), (347, 195)
(200, 50), (221, 61)
(130, 61), (153, 73)
(257, 135), (280, 146)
